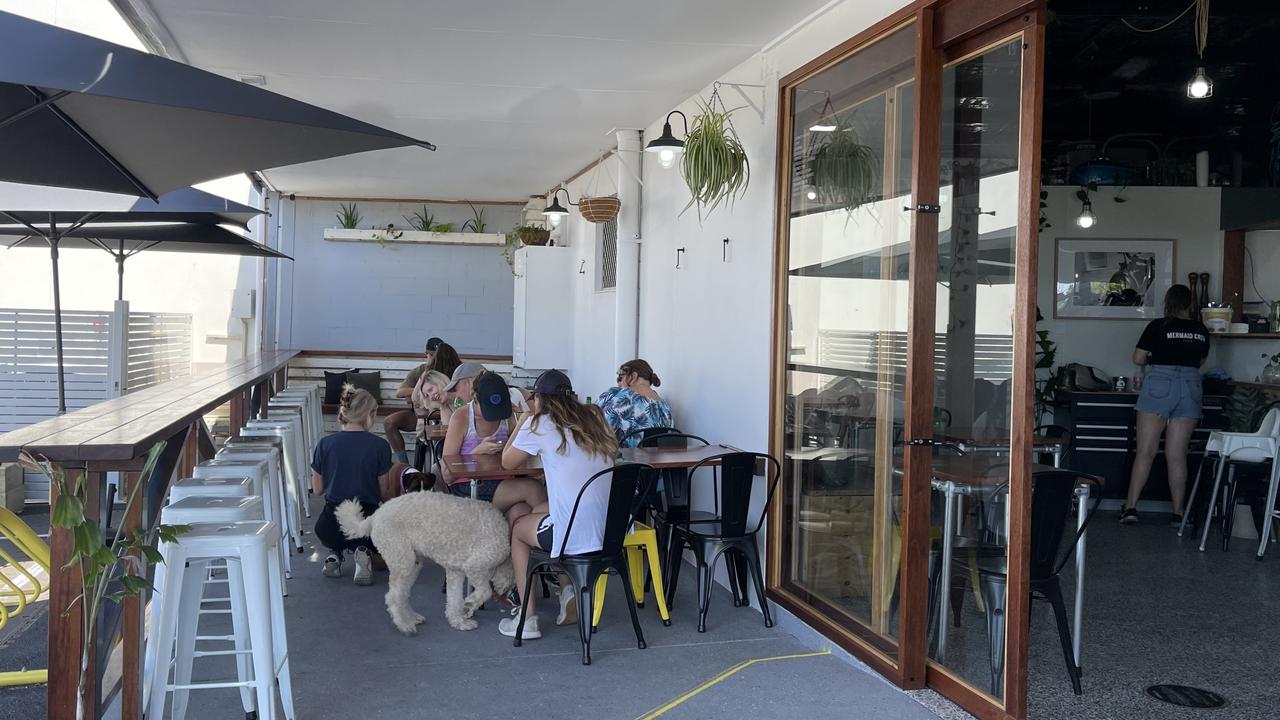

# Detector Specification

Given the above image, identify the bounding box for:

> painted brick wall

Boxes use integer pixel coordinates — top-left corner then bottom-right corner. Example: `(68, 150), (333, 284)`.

(280, 198), (522, 355)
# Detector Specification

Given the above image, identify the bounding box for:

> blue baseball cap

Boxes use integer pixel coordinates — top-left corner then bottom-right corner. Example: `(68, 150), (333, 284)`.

(474, 371), (513, 421)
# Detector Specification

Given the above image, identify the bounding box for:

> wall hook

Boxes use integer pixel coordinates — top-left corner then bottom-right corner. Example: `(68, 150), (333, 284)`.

(578, 259), (586, 275)
(722, 237), (731, 262)
(676, 247), (686, 269)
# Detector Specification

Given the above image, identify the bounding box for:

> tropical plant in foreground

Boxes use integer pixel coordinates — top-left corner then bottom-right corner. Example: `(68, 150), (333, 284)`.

(21, 443), (188, 720)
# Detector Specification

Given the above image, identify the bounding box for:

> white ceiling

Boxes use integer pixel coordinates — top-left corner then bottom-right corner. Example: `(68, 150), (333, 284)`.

(138, 0), (830, 201)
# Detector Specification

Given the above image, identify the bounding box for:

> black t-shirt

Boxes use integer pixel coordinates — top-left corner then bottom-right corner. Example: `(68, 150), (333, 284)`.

(310, 430), (391, 505)
(1136, 318), (1210, 368)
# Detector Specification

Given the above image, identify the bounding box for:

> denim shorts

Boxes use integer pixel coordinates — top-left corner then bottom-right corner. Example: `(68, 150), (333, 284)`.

(1135, 365), (1202, 420)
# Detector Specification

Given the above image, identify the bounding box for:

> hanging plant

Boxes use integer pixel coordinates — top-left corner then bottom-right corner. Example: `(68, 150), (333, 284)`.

(578, 150), (621, 224)
(681, 87), (750, 220)
(808, 123), (878, 212)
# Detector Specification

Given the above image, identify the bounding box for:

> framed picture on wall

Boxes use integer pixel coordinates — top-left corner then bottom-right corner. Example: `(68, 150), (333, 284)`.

(1053, 238), (1175, 320)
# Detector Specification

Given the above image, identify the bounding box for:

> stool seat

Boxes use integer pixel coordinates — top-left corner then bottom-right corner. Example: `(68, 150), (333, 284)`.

(591, 522), (672, 629)
(162, 496), (263, 525)
(169, 476), (254, 501)
(176, 520), (277, 553)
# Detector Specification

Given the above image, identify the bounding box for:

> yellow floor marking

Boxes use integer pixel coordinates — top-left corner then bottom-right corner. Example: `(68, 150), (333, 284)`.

(633, 649), (832, 719)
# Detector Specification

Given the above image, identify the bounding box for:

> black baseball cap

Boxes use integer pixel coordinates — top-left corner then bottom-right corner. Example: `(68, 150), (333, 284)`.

(425, 337), (444, 352)
(532, 369), (574, 396)
(474, 371), (513, 421)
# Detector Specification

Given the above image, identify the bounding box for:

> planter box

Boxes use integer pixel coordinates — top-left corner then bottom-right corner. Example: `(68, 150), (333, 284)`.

(322, 228), (505, 247)
(1, 463), (24, 512)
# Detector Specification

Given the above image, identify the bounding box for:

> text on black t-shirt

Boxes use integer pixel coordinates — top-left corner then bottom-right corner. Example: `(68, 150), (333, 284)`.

(1135, 318), (1210, 368)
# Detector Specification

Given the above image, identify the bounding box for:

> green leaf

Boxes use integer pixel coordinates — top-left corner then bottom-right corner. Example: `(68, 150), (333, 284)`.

(73, 522), (102, 559)
(119, 574), (152, 595)
(51, 494), (84, 528)
(141, 546), (166, 565)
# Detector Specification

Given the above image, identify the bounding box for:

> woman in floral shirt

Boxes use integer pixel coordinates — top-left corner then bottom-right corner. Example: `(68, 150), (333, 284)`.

(598, 359), (674, 447)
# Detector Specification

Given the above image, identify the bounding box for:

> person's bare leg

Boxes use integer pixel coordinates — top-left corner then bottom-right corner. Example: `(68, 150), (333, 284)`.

(510, 514), (542, 616)
(383, 410), (415, 453)
(1164, 417), (1197, 515)
(493, 480), (548, 524)
(1127, 411), (1167, 510)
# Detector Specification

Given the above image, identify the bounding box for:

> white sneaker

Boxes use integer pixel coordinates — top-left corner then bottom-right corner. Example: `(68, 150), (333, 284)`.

(499, 608), (541, 639)
(557, 587), (577, 626)
(353, 547), (373, 586)
(322, 554), (342, 578)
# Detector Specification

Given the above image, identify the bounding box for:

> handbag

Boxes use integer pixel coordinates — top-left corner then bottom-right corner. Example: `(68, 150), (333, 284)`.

(1060, 363), (1111, 392)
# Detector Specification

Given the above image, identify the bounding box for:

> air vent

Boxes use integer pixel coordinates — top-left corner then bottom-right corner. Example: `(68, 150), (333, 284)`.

(238, 74), (267, 86)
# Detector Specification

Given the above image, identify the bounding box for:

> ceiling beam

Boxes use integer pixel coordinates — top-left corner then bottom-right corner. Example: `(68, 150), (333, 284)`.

(107, 0), (188, 62)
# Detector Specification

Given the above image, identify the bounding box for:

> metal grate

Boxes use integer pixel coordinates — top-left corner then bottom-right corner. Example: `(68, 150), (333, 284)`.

(600, 217), (617, 289)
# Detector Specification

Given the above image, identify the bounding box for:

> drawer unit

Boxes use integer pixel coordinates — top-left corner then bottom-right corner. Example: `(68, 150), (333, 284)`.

(1056, 391), (1227, 500)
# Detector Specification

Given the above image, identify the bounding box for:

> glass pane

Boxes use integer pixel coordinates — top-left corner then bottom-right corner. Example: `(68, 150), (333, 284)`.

(781, 23), (916, 659)
(926, 38), (1024, 700)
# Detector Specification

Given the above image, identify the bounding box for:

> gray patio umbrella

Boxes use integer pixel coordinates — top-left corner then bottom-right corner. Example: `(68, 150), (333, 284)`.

(0, 216), (288, 412)
(0, 10), (434, 198)
(0, 181), (263, 227)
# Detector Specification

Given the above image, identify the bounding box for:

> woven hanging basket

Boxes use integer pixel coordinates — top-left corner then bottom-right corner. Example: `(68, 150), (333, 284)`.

(578, 195), (621, 224)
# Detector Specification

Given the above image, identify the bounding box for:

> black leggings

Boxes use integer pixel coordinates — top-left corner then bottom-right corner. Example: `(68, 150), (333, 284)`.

(314, 501), (379, 555)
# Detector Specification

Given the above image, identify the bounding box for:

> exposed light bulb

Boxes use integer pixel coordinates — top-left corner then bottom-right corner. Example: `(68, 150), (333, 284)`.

(1186, 66), (1213, 99)
(658, 148), (676, 169)
(809, 123), (837, 133)
(549, 213), (562, 228)
(1076, 200), (1096, 229)
(806, 188), (817, 201)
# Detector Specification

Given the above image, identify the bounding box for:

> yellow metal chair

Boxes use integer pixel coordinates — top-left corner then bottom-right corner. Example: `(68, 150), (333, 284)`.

(0, 506), (50, 687)
(591, 521), (671, 629)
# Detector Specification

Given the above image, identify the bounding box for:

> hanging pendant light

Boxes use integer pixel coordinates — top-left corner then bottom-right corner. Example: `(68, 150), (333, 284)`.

(645, 110), (688, 169)
(542, 187), (571, 227)
(1076, 198), (1097, 229)
(809, 93), (838, 133)
(1186, 66), (1213, 99)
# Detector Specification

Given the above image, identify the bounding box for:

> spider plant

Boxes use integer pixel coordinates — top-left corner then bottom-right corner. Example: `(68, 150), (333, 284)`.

(681, 98), (750, 220)
(336, 202), (362, 229)
(403, 205), (434, 232)
(808, 123), (878, 212)
(462, 202), (487, 233)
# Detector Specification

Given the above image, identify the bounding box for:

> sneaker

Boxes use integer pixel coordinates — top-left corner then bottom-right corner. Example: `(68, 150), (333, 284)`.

(557, 588), (577, 626)
(499, 608), (541, 639)
(1119, 508), (1139, 525)
(353, 547), (374, 586)
(322, 554), (342, 578)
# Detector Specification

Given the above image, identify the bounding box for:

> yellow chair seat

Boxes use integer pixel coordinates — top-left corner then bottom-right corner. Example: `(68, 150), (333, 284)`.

(0, 506), (50, 687)
(591, 521), (671, 629)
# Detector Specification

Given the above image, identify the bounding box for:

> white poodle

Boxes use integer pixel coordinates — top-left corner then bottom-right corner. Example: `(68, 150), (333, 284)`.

(336, 491), (515, 635)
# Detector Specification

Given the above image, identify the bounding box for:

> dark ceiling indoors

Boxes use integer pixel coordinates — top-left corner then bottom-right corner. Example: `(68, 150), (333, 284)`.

(1043, 0), (1280, 188)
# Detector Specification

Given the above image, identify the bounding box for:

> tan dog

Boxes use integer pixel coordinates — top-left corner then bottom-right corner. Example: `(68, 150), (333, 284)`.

(336, 491), (514, 635)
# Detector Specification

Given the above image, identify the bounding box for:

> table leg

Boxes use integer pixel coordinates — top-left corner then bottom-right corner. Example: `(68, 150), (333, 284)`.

(1053, 448), (1062, 469)
(936, 482), (957, 661)
(1072, 484), (1088, 670)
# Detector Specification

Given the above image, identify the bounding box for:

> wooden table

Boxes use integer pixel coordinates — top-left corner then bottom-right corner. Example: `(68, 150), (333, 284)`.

(618, 443), (742, 469)
(441, 453), (543, 481)
(0, 350), (298, 719)
(940, 431), (1068, 467)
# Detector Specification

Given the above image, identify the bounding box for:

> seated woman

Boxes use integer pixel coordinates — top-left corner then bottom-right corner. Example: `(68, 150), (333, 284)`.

(498, 370), (619, 639)
(311, 385), (392, 585)
(386, 340), (463, 464)
(597, 359), (674, 447)
(439, 369), (546, 523)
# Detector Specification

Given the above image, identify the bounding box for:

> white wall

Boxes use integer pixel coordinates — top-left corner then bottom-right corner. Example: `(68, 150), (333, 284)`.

(1036, 186), (1228, 380)
(276, 198), (522, 355)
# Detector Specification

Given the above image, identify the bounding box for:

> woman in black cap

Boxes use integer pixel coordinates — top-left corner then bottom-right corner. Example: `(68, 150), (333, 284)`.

(498, 369), (619, 639)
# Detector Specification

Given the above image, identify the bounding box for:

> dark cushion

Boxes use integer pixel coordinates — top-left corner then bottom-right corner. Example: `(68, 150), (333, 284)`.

(323, 369), (358, 404)
(345, 371), (382, 402)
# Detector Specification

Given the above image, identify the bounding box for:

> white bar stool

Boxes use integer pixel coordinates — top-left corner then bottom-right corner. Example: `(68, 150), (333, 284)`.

(216, 446), (303, 549)
(241, 423), (308, 531)
(193, 459), (292, 580)
(169, 476), (255, 502)
(273, 388), (322, 451)
(268, 399), (316, 453)
(147, 521), (295, 720)
(225, 435), (308, 523)
(146, 496), (264, 717)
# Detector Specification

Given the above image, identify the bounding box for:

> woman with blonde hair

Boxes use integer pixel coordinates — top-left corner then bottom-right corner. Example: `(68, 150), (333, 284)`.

(311, 384), (392, 584)
(498, 369), (619, 638)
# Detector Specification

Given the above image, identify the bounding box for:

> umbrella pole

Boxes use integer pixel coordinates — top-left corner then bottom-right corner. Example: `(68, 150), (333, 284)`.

(50, 236), (66, 414)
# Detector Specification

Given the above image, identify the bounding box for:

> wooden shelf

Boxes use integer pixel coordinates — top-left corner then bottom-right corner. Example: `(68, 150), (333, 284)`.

(1232, 381), (1280, 392)
(1213, 333), (1280, 339)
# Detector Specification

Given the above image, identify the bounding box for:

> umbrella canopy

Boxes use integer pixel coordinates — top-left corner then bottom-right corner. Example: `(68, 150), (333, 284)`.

(0, 181), (262, 227)
(0, 10), (434, 198)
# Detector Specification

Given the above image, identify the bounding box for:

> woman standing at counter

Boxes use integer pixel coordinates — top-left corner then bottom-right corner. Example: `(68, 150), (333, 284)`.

(1124, 284), (1209, 526)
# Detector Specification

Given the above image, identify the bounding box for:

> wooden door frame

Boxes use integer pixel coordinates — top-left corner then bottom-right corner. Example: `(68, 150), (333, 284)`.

(767, 2), (1046, 718)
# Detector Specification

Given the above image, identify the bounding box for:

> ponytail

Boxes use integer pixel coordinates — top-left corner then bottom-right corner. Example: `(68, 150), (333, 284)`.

(338, 384), (378, 428)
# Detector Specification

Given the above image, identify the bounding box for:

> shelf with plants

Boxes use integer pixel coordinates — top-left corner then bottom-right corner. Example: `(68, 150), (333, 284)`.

(323, 201), (504, 246)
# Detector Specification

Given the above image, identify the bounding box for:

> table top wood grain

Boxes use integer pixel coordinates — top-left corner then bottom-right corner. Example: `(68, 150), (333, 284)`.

(441, 453), (543, 481)
(618, 444), (748, 469)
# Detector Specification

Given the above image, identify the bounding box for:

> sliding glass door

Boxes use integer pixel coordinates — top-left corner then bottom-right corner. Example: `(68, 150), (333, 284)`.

(771, 4), (1045, 718)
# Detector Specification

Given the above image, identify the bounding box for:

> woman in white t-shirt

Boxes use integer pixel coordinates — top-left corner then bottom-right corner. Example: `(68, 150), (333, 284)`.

(498, 369), (618, 639)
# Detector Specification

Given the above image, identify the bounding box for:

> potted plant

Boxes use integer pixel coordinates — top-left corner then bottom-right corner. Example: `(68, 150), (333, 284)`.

(462, 202), (488, 232)
(681, 92), (749, 220)
(808, 123), (878, 212)
(577, 152), (621, 224)
(510, 224), (551, 247)
(336, 202), (362, 229)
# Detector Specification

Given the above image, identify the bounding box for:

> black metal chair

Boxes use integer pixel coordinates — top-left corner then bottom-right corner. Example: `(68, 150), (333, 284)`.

(963, 469), (1102, 696)
(512, 462), (656, 665)
(1033, 424), (1073, 466)
(673, 452), (781, 633)
(619, 426), (680, 448)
